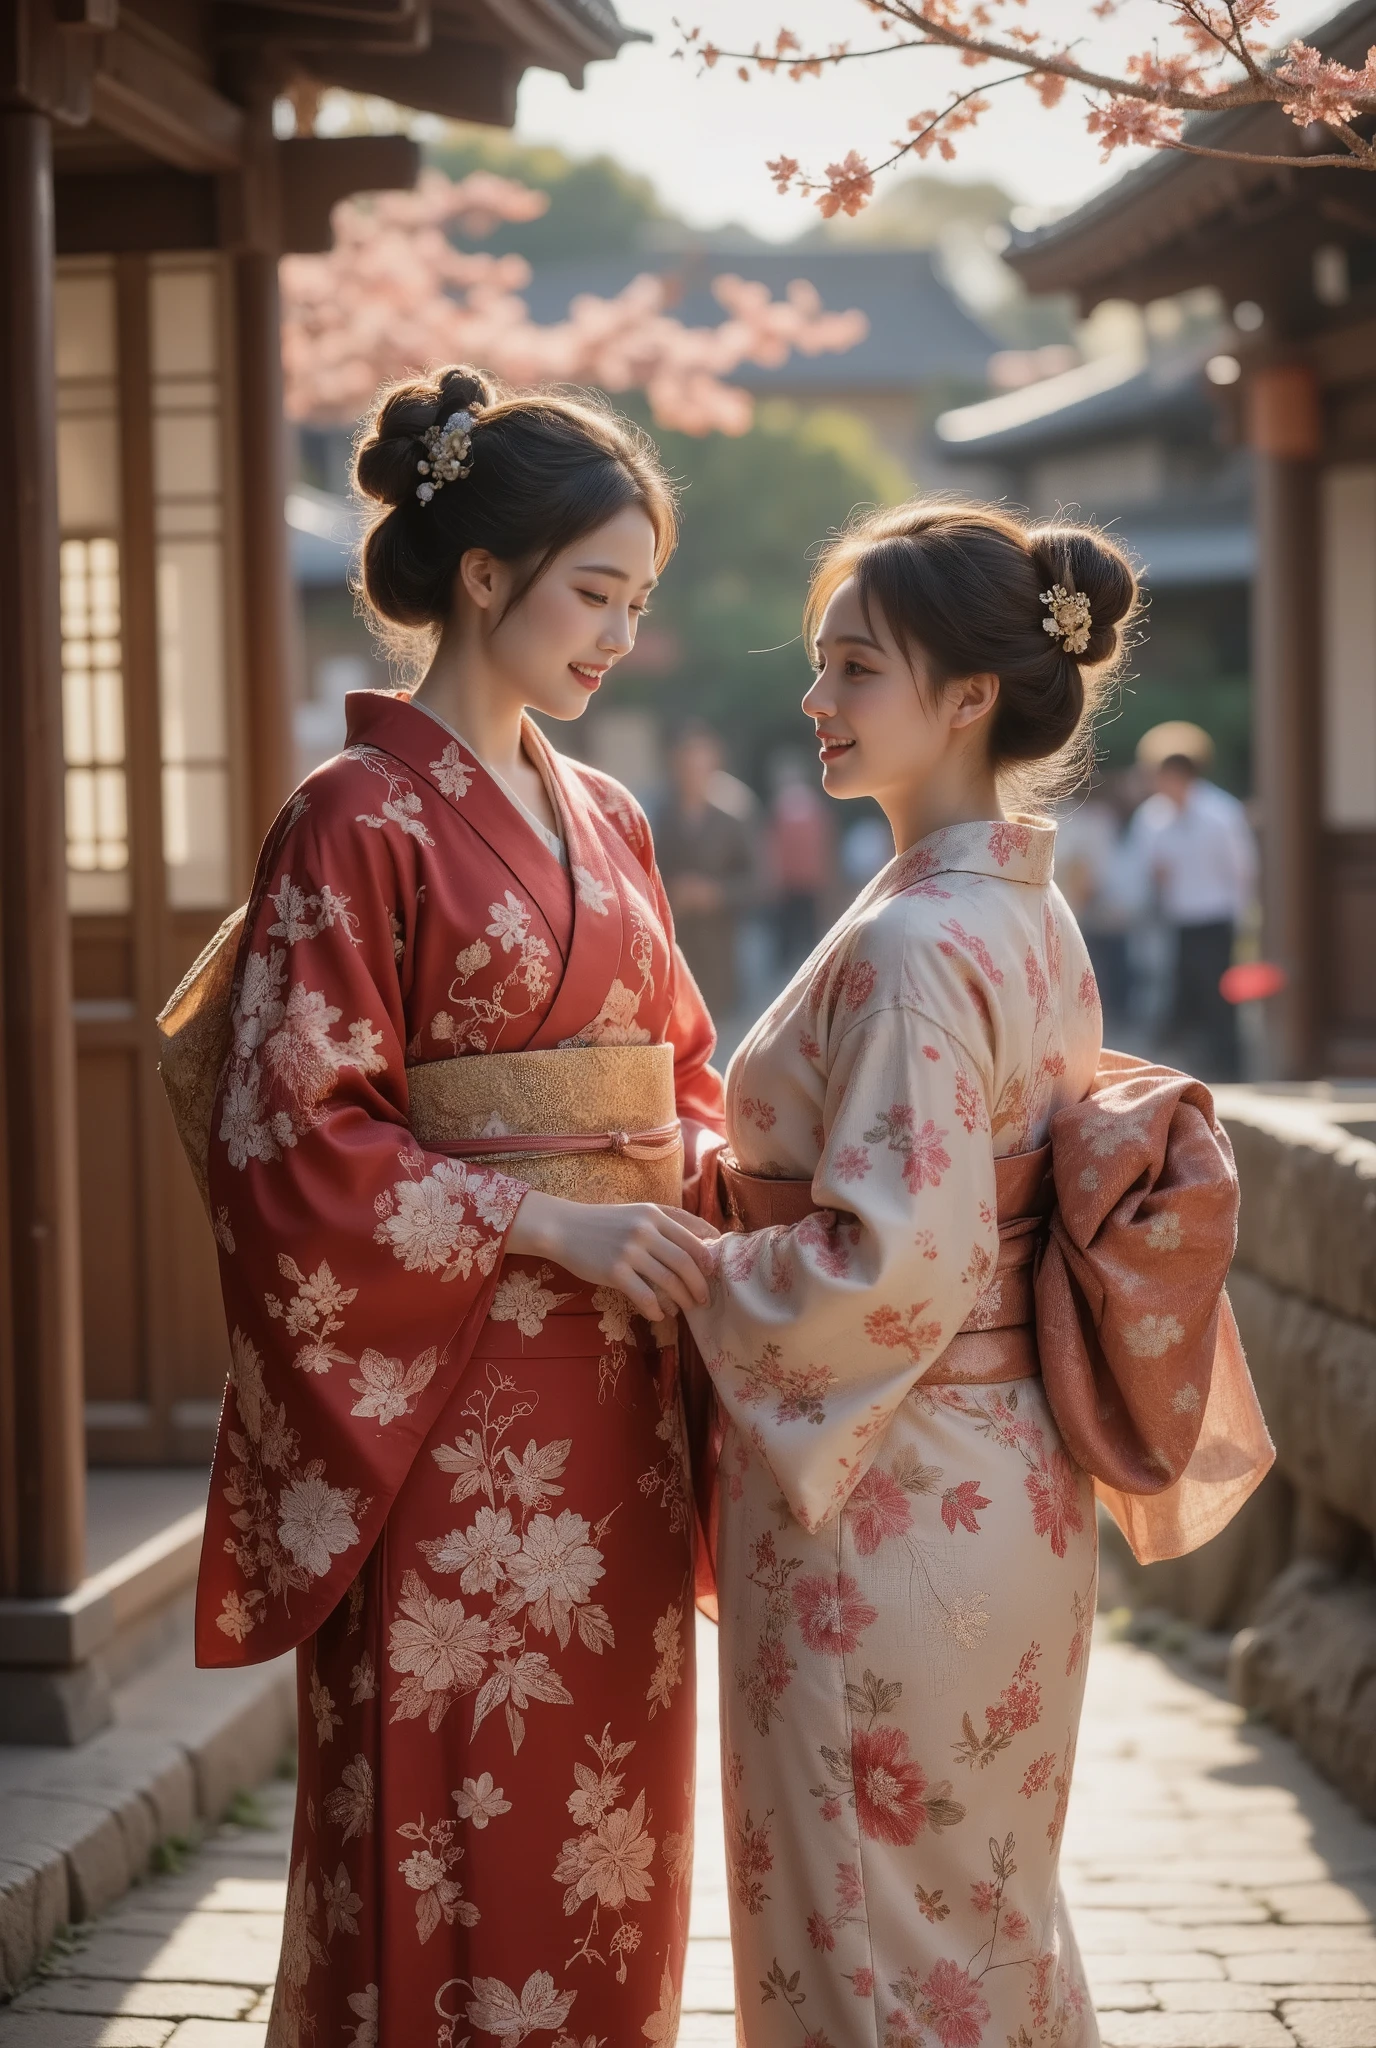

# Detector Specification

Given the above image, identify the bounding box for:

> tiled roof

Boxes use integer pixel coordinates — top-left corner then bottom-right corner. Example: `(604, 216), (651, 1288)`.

(518, 247), (996, 390)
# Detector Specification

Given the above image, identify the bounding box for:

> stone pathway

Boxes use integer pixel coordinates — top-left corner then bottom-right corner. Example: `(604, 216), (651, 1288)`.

(4, 1622), (1376, 2048)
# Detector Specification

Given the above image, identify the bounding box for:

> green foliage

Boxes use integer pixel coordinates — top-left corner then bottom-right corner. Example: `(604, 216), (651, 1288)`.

(801, 171), (1015, 249)
(425, 128), (671, 260)
(222, 1786), (271, 1831)
(606, 402), (908, 779)
(150, 1831), (198, 1875)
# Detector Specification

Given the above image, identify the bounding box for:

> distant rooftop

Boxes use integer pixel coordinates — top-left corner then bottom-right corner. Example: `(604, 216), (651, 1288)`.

(519, 248), (997, 391)
(936, 346), (1219, 456)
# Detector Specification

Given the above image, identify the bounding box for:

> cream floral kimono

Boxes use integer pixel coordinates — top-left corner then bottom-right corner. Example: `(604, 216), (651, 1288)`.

(685, 817), (1103, 2048)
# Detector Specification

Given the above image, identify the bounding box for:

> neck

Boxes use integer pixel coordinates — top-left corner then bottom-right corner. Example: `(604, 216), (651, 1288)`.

(411, 613), (527, 782)
(880, 757), (1004, 856)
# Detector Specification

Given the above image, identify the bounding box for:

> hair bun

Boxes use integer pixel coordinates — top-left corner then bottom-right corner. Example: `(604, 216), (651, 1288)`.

(1029, 523), (1137, 669)
(354, 363), (497, 509)
(432, 365), (492, 421)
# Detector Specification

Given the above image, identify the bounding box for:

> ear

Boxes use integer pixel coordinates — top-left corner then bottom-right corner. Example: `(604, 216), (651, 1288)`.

(948, 671), (1000, 732)
(457, 547), (502, 612)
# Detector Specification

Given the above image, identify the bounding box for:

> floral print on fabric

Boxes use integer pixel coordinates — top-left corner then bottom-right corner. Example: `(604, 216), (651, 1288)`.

(692, 818), (1102, 2046)
(193, 690), (723, 2048)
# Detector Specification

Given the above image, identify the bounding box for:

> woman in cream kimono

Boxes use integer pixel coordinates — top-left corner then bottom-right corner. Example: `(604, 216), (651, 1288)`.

(684, 505), (1270, 2048)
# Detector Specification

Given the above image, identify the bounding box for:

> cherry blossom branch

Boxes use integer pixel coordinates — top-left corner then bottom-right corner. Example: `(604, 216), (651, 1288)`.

(678, 2), (1376, 211)
(280, 168), (869, 436)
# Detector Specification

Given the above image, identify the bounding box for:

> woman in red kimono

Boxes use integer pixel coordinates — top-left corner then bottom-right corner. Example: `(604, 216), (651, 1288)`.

(194, 368), (724, 2048)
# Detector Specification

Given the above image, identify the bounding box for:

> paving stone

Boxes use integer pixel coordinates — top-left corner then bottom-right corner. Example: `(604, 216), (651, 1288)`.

(1229, 1954), (1376, 1986)
(164, 2027), (269, 2047)
(1266, 1886), (1376, 1926)
(53, 1929), (282, 1988)
(1207, 1929), (1376, 1957)
(1270, 1989), (1376, 2004)
(676, 2019), (737, 2046)
(94, 1911), (284, 1944)
(1086, 1951), (1228, 1982)
(1096, 2013), (1296, 2047)
(0, 2018), (175, 2048)
(1093, 1985), (1160, 2011)
(0, 1855), (69, 1999)
(122, 1880), (285, 1917)
(1281, 2005), (1376, 2048)
(683, 1935), (735, 2011)
(10, 1981), (257, 2021)
(3, 1796), (134, 1923)
(1152, 1984), (1288, 2012)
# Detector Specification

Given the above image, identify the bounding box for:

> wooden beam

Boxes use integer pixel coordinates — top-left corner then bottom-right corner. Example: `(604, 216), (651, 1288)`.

(216, 2), (432, 53)
(91, 22), (244, 173)
(305, 33), (517, 123)
(0, 107), (86, 1599)
(235, 0), (422, 22)
(0, 0), (101, 125)
(235, 250), (296, 847)
(56, 168), (217, 253)
(1249, 364), (1323, 1079)
(279, 134), (419, 253)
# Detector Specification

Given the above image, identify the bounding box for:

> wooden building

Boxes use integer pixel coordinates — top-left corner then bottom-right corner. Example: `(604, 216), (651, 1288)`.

(0, 0), (637, 1729)
(1009, 0), (1376, 1080)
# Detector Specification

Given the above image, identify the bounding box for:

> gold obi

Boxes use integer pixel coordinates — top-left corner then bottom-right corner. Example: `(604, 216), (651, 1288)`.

(407, 1043), (684, 1207)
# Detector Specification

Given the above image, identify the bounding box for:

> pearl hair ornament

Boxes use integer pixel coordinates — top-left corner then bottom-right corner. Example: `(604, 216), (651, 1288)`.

(415, 408), (479, 504)
(1039, 583), (1093, 657)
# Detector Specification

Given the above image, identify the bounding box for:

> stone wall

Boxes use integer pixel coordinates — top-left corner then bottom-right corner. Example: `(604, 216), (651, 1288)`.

(1101, 1087), (1376, 1818)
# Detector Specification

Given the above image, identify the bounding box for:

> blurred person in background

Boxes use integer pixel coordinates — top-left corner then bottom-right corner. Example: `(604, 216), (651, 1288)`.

(655, 722), (759, 1025)
(764, 747), (836, 974)
(1054, 771), (1147, 1038)
(840, 807), (894, 896)
(1127, 721), (1258, 1081)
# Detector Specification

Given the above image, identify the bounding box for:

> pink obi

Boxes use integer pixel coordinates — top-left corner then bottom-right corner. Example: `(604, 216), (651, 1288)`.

(716, 1147), (1051, 1389)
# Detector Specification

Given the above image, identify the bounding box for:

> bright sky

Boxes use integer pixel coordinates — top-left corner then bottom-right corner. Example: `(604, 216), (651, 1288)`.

(514, 0), (1335, 238)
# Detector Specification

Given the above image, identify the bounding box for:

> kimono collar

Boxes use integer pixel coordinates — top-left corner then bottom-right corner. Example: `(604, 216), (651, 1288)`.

(870, 815), (1056, 905)
(340, 689), (628, 1051)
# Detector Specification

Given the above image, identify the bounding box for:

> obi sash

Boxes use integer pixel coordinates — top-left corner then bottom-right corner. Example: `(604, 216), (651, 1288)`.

(716, 1146), (1052, 1389)
(407, 1043), (684, 1207)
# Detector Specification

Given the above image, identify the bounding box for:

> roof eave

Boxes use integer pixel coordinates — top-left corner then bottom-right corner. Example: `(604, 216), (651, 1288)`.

(1005, 0), (1376, 305)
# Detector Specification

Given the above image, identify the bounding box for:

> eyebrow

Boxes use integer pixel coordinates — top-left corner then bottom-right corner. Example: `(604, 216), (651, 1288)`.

(823, 630), (884, 652)
(574, 561), (657, 590)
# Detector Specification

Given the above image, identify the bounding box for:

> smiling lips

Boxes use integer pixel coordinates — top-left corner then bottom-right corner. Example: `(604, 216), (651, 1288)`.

(569, 662), (606, 692)
(816, 731), (855, 763)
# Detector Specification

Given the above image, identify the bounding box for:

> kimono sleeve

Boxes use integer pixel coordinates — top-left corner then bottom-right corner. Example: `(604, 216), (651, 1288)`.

(684, 1002), (997, 1532)
(196, 781), (529, 1667)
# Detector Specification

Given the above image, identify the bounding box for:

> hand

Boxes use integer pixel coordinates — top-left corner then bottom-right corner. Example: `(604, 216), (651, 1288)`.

(506, 1194), (720, 1323)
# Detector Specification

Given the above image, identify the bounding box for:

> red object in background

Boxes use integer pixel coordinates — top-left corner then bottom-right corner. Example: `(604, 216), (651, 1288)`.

(1220, 961), (1288, 1004)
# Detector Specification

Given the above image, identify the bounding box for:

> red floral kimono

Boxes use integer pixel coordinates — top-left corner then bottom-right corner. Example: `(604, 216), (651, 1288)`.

(195, 690), (723, 2048)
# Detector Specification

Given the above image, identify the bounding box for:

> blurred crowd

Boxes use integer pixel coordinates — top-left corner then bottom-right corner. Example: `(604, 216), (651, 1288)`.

(654, 719), (1260, 1082)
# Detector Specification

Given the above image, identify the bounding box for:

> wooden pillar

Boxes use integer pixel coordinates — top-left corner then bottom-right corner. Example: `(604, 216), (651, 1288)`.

(1248, 365), (1323, 1079)
(235, 247), (295, 846)
(0, 108), (86, 1597)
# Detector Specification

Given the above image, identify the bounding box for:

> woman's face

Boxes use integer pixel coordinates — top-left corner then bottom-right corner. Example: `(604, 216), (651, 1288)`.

(463, 504), (659, 721)
(801, 574), (957, 807)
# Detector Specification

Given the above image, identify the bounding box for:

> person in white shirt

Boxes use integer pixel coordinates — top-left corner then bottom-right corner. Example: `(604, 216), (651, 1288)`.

(1127, 746), (1258, 1079)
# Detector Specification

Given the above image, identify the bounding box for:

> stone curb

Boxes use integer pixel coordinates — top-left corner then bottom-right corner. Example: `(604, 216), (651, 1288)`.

(1220, 1095), (1376, 1327)
(0, 1653), (294, 2000)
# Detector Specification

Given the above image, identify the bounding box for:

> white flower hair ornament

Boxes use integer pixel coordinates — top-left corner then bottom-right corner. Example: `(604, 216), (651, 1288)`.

(1040, 583), (1093, 657)
(415, 407), (480, 504)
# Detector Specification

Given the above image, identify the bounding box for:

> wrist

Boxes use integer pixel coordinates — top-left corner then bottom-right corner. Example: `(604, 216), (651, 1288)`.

(508, 1189), (563, 1261)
